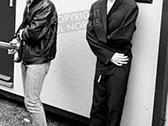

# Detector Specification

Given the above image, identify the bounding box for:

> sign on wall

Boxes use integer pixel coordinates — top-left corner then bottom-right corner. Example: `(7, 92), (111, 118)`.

(136, 0), (153, 3)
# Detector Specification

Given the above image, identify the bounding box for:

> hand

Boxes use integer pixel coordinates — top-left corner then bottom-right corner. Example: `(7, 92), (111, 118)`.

(8, 38), (18, 55)
(111, 52), (129, 66)
(18, 29), (24, 40)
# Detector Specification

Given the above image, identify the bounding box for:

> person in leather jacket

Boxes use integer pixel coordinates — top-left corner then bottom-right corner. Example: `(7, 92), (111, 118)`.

(9, 0), (57, 125)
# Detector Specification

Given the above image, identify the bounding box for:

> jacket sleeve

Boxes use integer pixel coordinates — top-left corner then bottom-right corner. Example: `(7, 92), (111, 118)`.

(86, 6), (115, 65)
(21, 3), (53, 43)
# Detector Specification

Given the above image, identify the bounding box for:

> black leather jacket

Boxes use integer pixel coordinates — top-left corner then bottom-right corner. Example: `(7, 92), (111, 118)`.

(16, 0), (58, 64)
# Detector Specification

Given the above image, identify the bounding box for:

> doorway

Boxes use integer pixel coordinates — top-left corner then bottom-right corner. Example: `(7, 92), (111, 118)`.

(0, 0), (16, 88)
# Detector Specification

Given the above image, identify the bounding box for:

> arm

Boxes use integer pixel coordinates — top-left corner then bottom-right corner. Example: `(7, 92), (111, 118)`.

(109, 6), (139, 66)
(86, 6), (115, 65)
(21, 3), (53, 43)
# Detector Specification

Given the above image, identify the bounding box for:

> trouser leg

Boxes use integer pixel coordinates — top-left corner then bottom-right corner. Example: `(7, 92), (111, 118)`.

(89, 74), (108, 126)
(21, 62), (50, 126)
(106, 75), (128, 126)
(89, 74), (128, 126)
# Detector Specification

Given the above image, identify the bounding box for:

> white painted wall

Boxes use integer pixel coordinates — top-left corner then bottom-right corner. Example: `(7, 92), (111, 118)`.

(121, 0), (163, 126)
(0, 0), (163, 125)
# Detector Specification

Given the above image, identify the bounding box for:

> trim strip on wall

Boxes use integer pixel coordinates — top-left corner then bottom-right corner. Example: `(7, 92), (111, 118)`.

(152, 0), (168, 126)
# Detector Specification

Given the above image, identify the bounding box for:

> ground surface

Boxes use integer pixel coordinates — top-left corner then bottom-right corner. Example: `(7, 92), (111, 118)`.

(0, 96), (79, 126)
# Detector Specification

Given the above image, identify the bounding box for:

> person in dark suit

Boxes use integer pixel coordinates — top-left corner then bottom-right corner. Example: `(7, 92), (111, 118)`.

(86, 0), (139, 125)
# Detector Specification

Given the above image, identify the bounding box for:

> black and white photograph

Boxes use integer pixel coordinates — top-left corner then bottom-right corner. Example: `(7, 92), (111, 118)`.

(0, 0), (167, 126)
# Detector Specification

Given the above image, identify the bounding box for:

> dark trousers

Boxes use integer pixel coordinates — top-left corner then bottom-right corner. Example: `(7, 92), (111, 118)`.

(89, 74), (129, 126)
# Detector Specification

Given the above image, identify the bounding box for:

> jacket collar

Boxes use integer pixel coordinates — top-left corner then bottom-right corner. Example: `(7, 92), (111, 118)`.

(99, 0), (123, 35)
(29, 0), (43, 9)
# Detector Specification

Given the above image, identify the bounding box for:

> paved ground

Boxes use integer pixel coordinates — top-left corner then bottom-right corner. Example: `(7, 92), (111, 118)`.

(0, 96), (82, 126)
